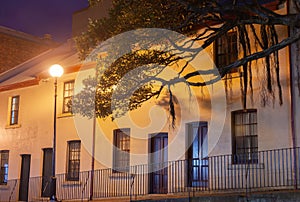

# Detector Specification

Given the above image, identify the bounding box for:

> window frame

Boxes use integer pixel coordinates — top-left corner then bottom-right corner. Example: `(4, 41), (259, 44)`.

(10, 95), (20, 125)
(66, 140), (81, 181)
(113, 128), (130, 173)
(0, 150), (9, 185)
(214, 31), (238, 73)
(232, 109), (258, 164)
(63, 80), (74, 114)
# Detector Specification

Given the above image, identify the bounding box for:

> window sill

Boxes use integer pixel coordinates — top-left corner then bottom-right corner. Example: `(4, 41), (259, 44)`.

(5, 124), (21, 129)
(228, 163), (264, 170)
(57, 113), (73, 119)
(62, 180), (81, 187)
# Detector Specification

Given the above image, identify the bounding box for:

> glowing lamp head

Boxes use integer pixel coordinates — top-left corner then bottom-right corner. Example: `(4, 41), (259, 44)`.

(49, 64), (64, 78)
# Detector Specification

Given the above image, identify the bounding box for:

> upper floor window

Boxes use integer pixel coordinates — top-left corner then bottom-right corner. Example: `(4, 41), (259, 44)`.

(113, 128), (130, 172)
(66, 140), (81, 181)
(63, 80), (74, 113)
(0, 150), (9, 184)
(232, 109), (258, 164)
(215, 31), (238, 73)
(10, 96), (20, 125)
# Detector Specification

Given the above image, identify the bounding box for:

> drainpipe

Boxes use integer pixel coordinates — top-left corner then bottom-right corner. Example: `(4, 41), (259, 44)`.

(287, 0), (298, 189)
(90, 113), (96, 200)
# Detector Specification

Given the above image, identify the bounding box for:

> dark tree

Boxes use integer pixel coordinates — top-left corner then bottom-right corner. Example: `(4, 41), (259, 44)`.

(73, 0), (300, 122)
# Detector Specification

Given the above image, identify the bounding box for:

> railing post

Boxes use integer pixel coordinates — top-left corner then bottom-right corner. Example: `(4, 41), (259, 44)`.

(293, 147), (298, 189)
(130, 165), (136, 202)
(90, 113), (96, 200)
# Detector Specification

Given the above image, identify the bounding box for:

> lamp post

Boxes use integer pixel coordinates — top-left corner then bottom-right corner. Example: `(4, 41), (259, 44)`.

(49, 64), (64, 201)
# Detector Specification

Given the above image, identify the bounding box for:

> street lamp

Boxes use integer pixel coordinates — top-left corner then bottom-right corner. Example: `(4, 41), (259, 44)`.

(49, 64), (64, 201)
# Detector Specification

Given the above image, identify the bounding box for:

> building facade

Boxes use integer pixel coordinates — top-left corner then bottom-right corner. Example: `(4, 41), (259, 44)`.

(0, 1), (300, 202)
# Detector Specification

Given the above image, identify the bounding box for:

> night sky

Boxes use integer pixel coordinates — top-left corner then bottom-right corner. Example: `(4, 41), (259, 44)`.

(0, 0), (89, 42)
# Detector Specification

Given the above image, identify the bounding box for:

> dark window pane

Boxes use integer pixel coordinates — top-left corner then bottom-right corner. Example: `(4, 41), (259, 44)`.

(215, 32), (238, 73)
(113, 129), (130, 172)
(0, 151), (9, 184)
(63, 81), (74, 113)
(232, 109), (258, 164)
(67, 141), (80, 181)
(10, 96), (20, 125)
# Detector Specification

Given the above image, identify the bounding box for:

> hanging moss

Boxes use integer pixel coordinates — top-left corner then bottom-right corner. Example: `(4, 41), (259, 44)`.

(168, 88), (176, 128)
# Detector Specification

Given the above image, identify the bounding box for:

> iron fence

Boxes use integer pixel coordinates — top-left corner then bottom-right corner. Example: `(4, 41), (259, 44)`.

(0, 179), (19, 202)
(56, 171), (90, 200)
(1, 147), (300, 201)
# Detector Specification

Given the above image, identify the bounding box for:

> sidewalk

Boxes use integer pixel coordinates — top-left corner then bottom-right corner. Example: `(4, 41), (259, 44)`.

(87, 190), (300, 202)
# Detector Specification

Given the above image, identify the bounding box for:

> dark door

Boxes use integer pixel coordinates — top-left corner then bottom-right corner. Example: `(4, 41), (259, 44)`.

(41, 148), (53, 197)
(19, 154), (31, 201)
(149, 133), (168, 194)
(187, 122), (208, 187)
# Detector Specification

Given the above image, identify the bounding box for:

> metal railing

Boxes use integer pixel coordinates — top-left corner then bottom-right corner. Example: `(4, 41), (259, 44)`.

(1, 147), (299, 201)
(0, 179), (19, 202)
(56, 171), (90, 200)
(210, 148), (297, 191)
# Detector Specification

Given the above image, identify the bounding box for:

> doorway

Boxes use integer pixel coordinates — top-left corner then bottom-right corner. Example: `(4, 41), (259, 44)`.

(41, 148), (53, 197)
(19, 154), (31, 201)
(187, 122), (208, 187)
(149, 133), (168, 194)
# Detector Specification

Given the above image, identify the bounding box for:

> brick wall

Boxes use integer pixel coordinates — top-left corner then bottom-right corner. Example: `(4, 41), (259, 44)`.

(0, 28), (57, 73)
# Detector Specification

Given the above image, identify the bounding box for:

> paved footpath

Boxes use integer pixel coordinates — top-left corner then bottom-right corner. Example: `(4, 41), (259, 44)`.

(62, 190), (300, 202)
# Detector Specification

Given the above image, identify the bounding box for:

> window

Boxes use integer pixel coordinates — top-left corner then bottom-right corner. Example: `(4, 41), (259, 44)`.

(63, 80), (74, 113)
(232, 109), (258, 164)
(66, 141), (80, 181)
(215, 32), (238, 72)
(0, 150), (9, 184)
(10, 96), (20, 125)
(113, 128), (130, 172)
